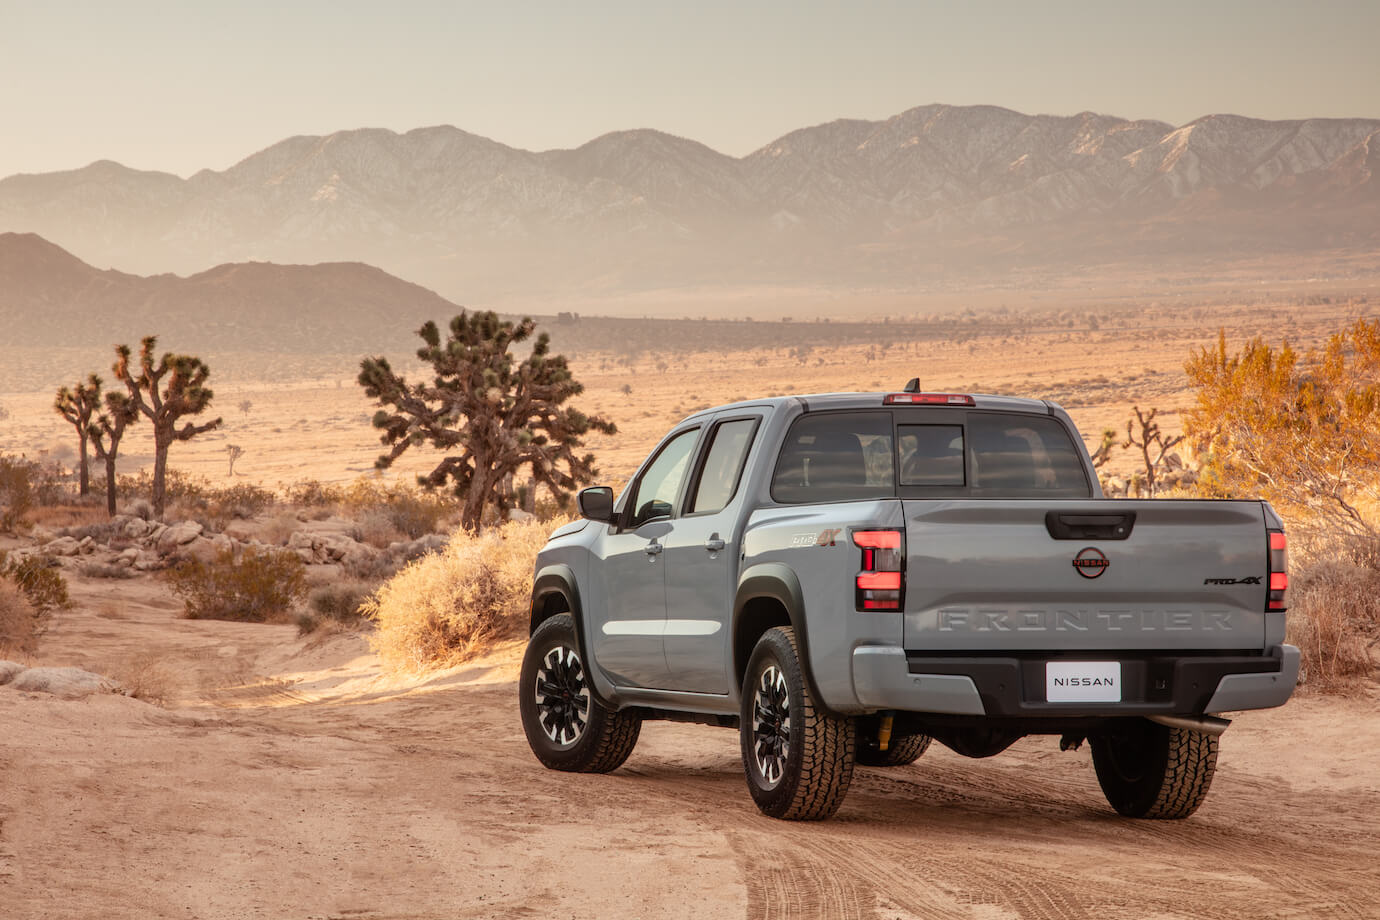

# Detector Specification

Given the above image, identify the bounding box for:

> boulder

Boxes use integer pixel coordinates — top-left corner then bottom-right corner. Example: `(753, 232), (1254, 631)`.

(156, 521), (204, 554)
(42, 536), (81, 557)
(9, 666), (118, 699)
(0, 660), (26, 685)
(116, 547), (140, 567)
(78, 535), (96, 555)
(121, 517), (151, 539)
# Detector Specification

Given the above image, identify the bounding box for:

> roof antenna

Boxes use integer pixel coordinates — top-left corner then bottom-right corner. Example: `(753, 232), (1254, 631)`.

(903, 377), (921, 393)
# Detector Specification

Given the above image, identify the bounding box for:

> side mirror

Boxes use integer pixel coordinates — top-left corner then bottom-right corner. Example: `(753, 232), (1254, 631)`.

(577, 486), (616, 523)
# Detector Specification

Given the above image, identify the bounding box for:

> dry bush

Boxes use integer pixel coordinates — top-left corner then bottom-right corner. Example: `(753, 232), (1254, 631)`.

(1, 553), (70, 615)
(341, 479), (454, 539)
(1288, 530), (1380, 692)
(104, 652), (177, 706)
(308, 579), (375, 624)
(364, 517), (563, 672)
(0, 579), (39, 657)
(164, 546), (307, 622)
(351, 510), (405, 549)
(78, 561), (137, 580)
(282, 479), (345, 508)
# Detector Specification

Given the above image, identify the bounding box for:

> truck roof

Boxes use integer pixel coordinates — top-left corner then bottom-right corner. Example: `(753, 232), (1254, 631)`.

(681, 391), (1058, 424)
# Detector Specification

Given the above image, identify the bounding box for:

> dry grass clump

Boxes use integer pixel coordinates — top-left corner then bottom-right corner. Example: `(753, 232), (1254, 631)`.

(164, 546), (307, 622)
(103, 652), (177, 706)
(1288, 530), (1380, 692)
(364, 517), (563, 672)
(0, 579), (39, 657)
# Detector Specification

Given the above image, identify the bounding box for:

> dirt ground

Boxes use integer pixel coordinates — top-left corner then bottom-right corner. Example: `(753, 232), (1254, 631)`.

(2, 572), (1378, 920)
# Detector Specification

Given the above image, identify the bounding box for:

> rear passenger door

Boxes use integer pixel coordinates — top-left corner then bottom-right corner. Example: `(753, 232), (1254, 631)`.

(661, 413), (764, 694)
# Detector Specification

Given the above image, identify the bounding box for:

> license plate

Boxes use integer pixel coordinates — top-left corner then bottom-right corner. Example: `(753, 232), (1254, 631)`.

(1046, 661), (1121, 703)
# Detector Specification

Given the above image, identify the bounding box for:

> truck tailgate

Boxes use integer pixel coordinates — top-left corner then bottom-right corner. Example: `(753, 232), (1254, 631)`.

(902, 500), (1269, 651)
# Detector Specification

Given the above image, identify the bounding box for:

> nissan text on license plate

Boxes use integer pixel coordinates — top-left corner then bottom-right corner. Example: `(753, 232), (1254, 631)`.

(1046, 661), (1121, 703)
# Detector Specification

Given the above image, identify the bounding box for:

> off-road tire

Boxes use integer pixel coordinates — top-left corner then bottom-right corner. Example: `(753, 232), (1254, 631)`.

(856, 719), (932, 767)
(1090, 719), (1217, 819)
(520, 614), (641, 773)
(740, 626), (855, 820)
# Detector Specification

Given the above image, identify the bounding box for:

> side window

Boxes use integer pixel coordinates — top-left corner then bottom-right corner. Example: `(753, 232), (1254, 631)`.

(689, 418), (759, 514)
(898, 425), (965, 485)
(628, 428), (699, 526)
(771, 412), (894, 504)
(968, 414), (1091, 497)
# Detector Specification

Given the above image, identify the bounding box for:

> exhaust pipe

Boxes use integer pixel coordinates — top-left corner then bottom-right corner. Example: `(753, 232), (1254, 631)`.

(1148, 714), (1231, 737)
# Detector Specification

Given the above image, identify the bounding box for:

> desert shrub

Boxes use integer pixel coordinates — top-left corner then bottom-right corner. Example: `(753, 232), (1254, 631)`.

(207, 482), (277, 519)
(1, 553), (71, 615)
(351, 510), (405, 549)
(0, 455), (44, 532)
(119, 468), (209, 507)
(103, 652), (176, 705)
(61, 519), (122, 543)
(363, 517), (562, 672)
(0, 579), (39, 656)
(283, 479), (345, 508)
(164, 546), (307, 622)
(341, 479), (454, 539)
(1288, 530), (1380, 691)
(308, 579), (374, 624)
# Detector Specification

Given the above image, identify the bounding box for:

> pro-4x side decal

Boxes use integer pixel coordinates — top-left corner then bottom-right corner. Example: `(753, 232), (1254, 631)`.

(1204, 576), (1263, 585)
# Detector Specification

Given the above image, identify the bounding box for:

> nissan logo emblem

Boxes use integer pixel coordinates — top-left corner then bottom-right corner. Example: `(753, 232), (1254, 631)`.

(1073, 547), (1109, 579)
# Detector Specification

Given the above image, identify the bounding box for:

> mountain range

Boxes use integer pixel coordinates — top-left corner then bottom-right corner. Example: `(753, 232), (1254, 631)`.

(0, 232), (459, 353)
(2, 104), (1377, 300)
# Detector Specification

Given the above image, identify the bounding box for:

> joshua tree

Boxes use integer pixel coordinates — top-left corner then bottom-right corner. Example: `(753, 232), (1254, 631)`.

(88, 392), (139, 517)
(54, 373), (103, 495)
(114, 336), (222, 517)
(226, 444), (244, 477)
(359, 310), (616, 532)
(1088, 428), (1118, 469)
(1123, 407), (1184, 498)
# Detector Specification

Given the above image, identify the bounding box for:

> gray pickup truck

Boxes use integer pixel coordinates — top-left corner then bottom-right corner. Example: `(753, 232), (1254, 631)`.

(519, 385), (1298, 821)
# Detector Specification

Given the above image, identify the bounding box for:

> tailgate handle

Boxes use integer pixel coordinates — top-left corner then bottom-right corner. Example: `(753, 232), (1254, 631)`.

(1045, 512), (1136, 541)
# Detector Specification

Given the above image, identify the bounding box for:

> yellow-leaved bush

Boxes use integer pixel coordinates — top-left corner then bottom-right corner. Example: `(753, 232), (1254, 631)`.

(364, 517), (567, 672)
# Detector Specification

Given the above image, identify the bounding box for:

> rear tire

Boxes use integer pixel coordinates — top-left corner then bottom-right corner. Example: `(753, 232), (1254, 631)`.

(1090, 718), (1217, 819)
(520, 614), (641, 773)
(856, 718), (931, 767)
(740, 626), (855, 820)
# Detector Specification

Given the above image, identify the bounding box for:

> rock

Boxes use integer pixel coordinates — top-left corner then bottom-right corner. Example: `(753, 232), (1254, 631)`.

(116, 547), (140, 567)
(287, 531), (315, 551)
(507, 508), (535, 522)
(78, 535), (96, 555)
(9, 666), (118, 699)
(42, 536), (81, 557)
(0, 660), (26, 685)
(133, 551), (162, 572)
(179, 536), (220, 565)
(121, 517), (151, 539)
(156, 521), (204, 554)
(1165, 452), (1184, 471)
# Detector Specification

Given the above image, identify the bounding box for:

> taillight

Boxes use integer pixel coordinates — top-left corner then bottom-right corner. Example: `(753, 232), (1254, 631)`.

(1267, 529), (1288, 611)
(854, 529), (904, 611)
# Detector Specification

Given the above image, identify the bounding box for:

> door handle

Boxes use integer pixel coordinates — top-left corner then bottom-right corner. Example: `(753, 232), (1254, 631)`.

(704, 537), (726, 553)
(644, 541), (663, 556)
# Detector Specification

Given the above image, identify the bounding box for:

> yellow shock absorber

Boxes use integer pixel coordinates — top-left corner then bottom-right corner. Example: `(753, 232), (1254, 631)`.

(878, 713), (893, 752)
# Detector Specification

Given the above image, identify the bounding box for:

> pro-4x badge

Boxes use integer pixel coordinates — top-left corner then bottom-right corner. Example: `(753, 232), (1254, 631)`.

(1204, 576), (1262, 585)
(1072, 547), (1109, 578)
(790, 528), (842, 547)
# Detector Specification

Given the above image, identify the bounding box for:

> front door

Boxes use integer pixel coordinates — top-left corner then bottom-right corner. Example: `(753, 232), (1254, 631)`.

(589, 426), (701, 689)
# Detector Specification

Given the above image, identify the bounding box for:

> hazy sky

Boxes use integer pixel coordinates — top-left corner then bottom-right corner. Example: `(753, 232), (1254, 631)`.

(2, 0), (1378, 178)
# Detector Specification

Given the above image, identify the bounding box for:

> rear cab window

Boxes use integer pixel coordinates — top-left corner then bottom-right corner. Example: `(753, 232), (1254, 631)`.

(771, 408), (1091, 502)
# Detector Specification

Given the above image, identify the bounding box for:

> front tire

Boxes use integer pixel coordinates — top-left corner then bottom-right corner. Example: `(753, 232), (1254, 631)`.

(740, 626), (855, 820)
(1090, 719), (1218, 819)
(519, 614), (641, 773)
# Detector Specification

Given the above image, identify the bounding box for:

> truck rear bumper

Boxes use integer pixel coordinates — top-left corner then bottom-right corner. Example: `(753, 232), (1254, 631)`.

(851, 644), (1299, 717)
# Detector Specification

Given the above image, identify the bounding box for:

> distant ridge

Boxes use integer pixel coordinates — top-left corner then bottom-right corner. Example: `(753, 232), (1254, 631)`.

(1, 104), (1378, 299)
(0, 232), (461, 352)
